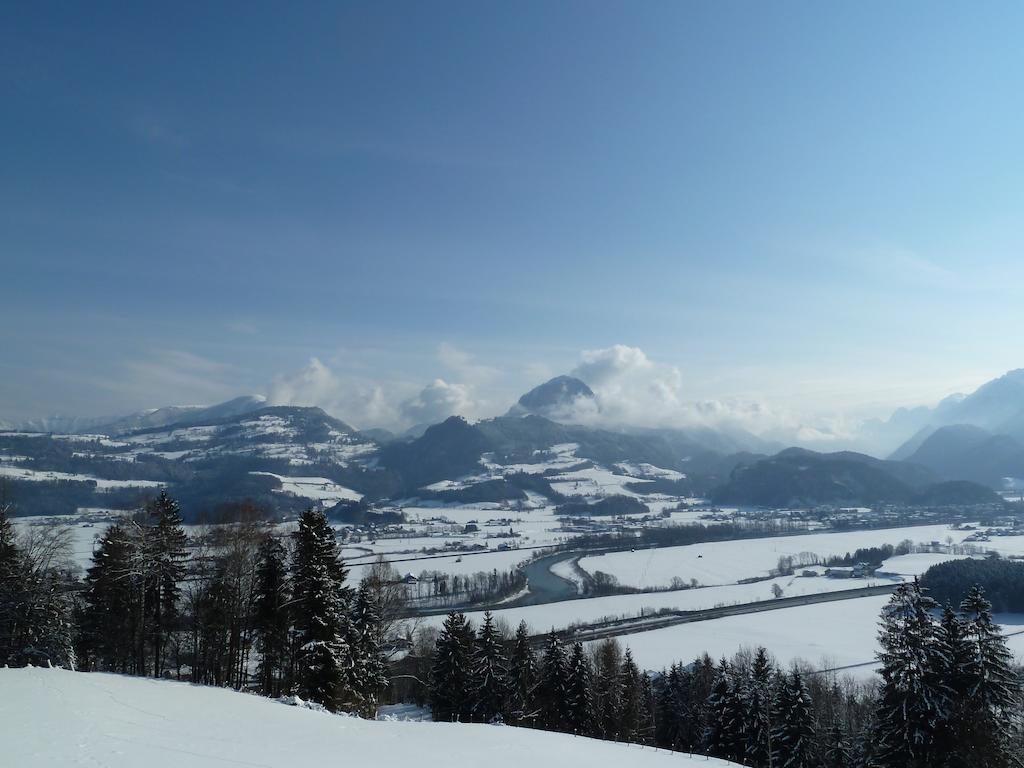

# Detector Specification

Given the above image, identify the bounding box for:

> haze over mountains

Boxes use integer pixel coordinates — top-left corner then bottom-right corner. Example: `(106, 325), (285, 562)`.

(3, 367), (1024, 516)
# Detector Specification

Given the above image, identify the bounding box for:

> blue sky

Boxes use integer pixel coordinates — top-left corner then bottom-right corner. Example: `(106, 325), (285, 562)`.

(2, 2), (1023, 434)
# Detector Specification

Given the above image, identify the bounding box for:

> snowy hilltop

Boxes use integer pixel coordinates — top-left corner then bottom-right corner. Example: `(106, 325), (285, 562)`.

(1, 667), (741, 768)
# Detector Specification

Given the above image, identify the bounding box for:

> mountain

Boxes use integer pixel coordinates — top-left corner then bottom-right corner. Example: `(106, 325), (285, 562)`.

(506, 375), (596, 419)
(9, 395), (267, 437)
(710, 447), (998, 507)
(882, 369), (1024, 460)
(898, 424), (1024, 488)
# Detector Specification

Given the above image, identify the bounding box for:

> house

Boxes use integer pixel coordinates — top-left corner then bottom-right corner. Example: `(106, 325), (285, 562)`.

(402, 573), (419, 585)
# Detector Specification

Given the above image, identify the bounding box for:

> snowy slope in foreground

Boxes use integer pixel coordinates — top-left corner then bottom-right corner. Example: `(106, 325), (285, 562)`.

(1, 668), (740, 768)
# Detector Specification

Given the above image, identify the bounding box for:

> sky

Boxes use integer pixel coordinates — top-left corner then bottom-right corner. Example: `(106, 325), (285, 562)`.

(2, 2), (1024, 438)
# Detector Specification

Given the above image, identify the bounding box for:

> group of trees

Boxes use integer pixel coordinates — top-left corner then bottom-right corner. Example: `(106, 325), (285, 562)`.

(424, 581), (1022, 768)
(0, 501), (76, 668)
(1, 495), (391, 716)
(428, 614), (654, 741)
(407, 568), (526, 608)
(921, 557), (1024, 613)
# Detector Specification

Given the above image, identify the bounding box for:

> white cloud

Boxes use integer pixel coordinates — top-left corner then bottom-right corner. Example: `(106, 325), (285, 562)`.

(399, 378), (475, 425)
(267, 357), (401, 429)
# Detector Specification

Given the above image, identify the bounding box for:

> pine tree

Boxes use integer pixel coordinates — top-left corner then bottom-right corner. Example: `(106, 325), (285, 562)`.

(704, 659), (732, 758)
(0, 504), (25, 664)
(470, 611), (508, 722)
(253, 535), (290, 697)
(745, 646), (775, 768)
(619, 648), (645, 742)
(535, 630), (569, 732)
(771, 669), (815, 768)
(145, 491), (188, 677)
(821, 723), (852, 768)
(959, 586), (1022, 767)
(720, 666), (750, 764)
(347, 582), (389, 717)
(429, 611), (475, 721)
(593, 638), (624, 739)
(871, 581), (949, 768)
(507, 620), (538, 724)
(79, 524), (138, 672)
(565, 641), (595, 735)
(290, 509), (352, 711)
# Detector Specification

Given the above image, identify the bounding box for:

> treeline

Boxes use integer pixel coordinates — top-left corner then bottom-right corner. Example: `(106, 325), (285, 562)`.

(426, 613), (656, 742)
(420, 581), (1023, 767)
(921, 557), (1024, 613)
(407, 568), (526, 608)
(0, 495), (392, 716)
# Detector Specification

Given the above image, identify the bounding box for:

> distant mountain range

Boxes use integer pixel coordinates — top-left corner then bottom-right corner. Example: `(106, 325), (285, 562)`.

(4, 370), (1024, 516)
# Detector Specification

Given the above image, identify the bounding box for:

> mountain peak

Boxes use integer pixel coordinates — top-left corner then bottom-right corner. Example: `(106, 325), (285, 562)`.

(507, 375), (596, 421)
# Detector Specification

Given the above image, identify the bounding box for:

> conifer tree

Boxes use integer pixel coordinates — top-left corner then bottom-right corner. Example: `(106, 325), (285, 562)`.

(507, 620), (538, 724)
(535, 630), (569, 732)
(565, 641), (595, 735)
(619, 648), (645, 742)
(871, 581), (949, 768)
(290, 509), (352, 711)
(470, 611), (508, 722)
(745, 646), (775, 768)
(79, 524), (138, 672)
(704, 659), (732, 758)
(253, 535), (290, 697)
(959, 586), (1022, 767)
(720, 667), (750, 764)
(429, 611), (475, 721)
(771, 669), (814, 768)
(145, 491), (188, 677)
(593, 638), (624, 739)
(0, 504), (25, 663)
(347, 582), (389, 716)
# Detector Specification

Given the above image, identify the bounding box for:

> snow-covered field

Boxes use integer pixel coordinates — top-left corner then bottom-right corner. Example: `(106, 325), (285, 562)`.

(249, 472), (363, 502)
(420, 571), (899, 635)
(0, 668), (740, 768)
(0, 465), (165, 491)
(595, 597), (1024, 676)
(578, 524), (975, 589)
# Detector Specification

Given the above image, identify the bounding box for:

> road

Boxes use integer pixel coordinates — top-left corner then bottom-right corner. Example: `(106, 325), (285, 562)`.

(553, 582), (901, 644)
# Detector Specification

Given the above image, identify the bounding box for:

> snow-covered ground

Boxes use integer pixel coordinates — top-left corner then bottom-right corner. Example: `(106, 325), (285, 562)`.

(0, 465), (165, 491)
(595, 597), (1024, 676)
(419, 571), (900, 635)
(249, 472), (363, 502)
(578, 524), (975, 589)
(0, 668), (740, 768)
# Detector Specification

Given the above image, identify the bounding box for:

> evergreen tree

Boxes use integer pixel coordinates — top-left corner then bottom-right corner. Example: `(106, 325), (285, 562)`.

(619, 648), (645, 742)
(290, 509), (352, 711)
(347, 582), (389, 717)
(745, 646), (775, 768)
(821, 723), (852, 768)
(535, 631), (569, 731)
(253, 535), (290, 697)
(565, 641), (595, 735)
(704, 659), (732, 758)
(871, 581), (949, 768)
(593, 638), (624, 739)
(932, 604), (979, 765)
(429, 611), (475, 721)
(720, 666), (750, 764)
(79, 524), (138, 672)
(145, 491), (188, 677)
(470, 611), (509, 722)
(959, 586), (1022, 767)
(0, 505), (25, 664)
(771, 669), (815, 768)
(507, 620), (538, 724)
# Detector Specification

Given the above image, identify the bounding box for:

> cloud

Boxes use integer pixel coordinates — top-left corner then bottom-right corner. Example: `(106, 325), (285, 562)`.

(399, 378), (475, 425)
(267, 357), (400, 428)
(566, 344), (800, 436)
